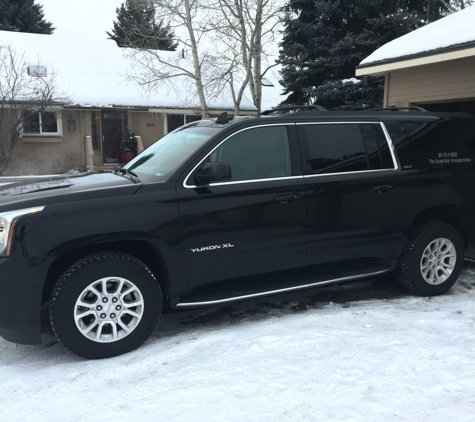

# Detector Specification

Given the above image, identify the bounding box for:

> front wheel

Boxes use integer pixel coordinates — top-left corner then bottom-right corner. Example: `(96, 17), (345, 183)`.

(396, 221), (464, 296)
(50, 253), (162, 359)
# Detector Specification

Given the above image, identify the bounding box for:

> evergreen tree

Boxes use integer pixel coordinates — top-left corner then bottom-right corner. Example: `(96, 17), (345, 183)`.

(0, 0), (53, 34)
(278, 0), (450, 110)
(107, 0), (177, 51)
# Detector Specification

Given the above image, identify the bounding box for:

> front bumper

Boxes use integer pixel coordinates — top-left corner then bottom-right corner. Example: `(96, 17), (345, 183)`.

(0, 324), (41, 344)
(0, 257), (52, 345)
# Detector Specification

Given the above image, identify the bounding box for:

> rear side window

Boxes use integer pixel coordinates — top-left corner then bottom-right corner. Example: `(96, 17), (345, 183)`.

(302, 124), (367, 174)
(300, 123), (394, 175)
(384, 121), (426, 170)
(360, 124), (394, 170)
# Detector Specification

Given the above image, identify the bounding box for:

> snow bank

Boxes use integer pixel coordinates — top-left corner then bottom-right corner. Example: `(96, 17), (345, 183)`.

(361, 5), (475, 65)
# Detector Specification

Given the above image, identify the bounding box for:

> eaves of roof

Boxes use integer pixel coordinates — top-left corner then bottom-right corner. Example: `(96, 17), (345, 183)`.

(356, 40), (475, 77)
(63, 104), (258, 114)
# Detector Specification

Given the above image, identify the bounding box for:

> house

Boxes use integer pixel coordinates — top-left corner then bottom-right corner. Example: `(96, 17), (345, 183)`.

(0, 28), (262, 175)
(356, 5), (475, 117)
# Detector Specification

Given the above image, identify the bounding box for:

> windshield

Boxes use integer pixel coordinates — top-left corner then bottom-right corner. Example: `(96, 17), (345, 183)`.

(123, 125), (219, 182)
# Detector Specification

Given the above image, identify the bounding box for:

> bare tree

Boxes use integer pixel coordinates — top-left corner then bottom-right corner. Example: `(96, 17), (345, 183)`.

(209, 0), (283, 115)
(125, 0), (283, 118)
(125, 0), (224, 119)
(0, 45), (68, 176)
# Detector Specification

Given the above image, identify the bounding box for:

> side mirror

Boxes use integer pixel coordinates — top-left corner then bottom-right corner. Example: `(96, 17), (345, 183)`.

(194, 162), (232, 185)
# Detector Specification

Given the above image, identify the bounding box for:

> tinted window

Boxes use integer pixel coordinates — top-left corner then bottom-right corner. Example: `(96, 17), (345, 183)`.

(404, 119), (475, 169)
(384, 121), (426, 169)
(360, 124), (394, 170)
(303, 124), (367, 174)
(209, 126), (291, 182)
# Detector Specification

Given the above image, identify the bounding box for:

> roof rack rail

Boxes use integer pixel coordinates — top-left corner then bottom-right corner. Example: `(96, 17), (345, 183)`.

(369, 106), (428, 112)
(215, 112), (234, 124)
(262, 105), (328, 115)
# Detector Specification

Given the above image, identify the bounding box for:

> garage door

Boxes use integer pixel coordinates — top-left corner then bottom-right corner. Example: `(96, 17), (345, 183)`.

(417, 100), (475, 118)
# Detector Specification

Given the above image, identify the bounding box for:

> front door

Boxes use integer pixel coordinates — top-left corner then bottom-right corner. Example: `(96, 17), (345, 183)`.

(101, 111), (127, 164)
(177, 124), (307, 291)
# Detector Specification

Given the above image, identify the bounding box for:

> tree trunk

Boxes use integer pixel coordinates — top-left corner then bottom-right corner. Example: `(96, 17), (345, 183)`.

(184, 0), (209, 119)
(252, 1), (263, 114)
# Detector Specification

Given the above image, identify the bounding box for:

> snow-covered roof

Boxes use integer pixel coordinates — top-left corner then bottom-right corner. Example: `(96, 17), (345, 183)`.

(0, 28), (257, 111)
(360, 5), (475, 67)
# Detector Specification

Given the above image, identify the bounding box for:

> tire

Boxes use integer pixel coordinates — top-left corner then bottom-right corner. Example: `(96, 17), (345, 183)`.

(50, 252), (162, 359)
(396, 221), (464, 296)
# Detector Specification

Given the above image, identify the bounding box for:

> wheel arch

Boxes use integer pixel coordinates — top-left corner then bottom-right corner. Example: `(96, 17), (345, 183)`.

(42, 240), (170, 307)
(412, 204), (471, 247)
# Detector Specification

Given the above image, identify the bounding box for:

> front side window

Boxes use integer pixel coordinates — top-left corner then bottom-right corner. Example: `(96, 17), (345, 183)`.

(23, 111), (59, 135)
(208, 126), (291, 182)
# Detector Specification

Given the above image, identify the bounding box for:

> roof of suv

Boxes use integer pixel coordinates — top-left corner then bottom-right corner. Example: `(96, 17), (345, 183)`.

(193, 106), (475, 130)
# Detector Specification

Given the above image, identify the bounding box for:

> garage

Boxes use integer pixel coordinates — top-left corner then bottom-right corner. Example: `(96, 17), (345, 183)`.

(356, 6), (475, 117)
(417, 99), (475, 117)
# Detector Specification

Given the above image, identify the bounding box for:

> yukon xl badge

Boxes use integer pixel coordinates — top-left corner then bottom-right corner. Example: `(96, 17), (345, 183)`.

(191, 243), (234, 253)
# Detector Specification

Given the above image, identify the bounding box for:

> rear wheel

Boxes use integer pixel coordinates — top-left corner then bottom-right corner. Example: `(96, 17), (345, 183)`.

(396, 221), (464, 296)
(50, 252), (162, 359)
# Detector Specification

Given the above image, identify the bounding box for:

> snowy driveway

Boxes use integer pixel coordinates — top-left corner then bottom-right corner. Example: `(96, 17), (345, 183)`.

(1, 269), (475, 421)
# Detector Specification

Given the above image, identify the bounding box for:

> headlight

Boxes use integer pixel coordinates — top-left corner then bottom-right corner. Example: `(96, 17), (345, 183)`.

(0, 206), (45, 256)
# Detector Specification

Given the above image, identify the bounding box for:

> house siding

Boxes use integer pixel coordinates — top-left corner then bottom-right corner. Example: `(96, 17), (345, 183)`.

(130, 111), (165, 149)
(1, 107), (253, 175)
(9, 109), (86, 175)
(386, 56), (475, 107)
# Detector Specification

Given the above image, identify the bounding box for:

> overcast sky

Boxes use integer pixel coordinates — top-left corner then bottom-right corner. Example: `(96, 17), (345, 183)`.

(39, 0), (122, 35)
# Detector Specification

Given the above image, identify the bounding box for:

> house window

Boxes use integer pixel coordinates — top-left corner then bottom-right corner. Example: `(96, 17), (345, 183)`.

(166, 113), (202, 133)
(23, 111), (60, 135)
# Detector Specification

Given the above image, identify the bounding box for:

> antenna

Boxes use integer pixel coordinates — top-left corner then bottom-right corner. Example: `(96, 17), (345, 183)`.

(215, 112), (234, 124)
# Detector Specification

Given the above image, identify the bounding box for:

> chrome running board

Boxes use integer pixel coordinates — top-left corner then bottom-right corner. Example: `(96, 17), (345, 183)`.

(175, 268), (392, 308)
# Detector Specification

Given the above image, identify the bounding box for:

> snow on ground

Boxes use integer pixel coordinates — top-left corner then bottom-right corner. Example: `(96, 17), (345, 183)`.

(361, 5), (475, 65)
(2, 269), (475, 421)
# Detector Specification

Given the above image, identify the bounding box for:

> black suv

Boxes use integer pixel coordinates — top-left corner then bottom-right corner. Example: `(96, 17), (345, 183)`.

(1, 106), (475, 359)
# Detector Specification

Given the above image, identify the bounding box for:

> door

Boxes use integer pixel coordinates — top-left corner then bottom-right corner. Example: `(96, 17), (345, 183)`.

(101, 111), (127, 164)
(177, 124), (307, 291)
(297, 122), (402, 267)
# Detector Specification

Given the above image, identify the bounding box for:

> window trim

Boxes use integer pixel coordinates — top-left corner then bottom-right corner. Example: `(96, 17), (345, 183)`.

(183, 121), (400, 188)
(183, 123), (299, 188)
(297, 121), (399, 178)
(21, 110), (62, 137)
